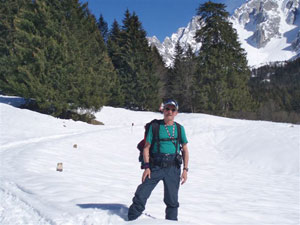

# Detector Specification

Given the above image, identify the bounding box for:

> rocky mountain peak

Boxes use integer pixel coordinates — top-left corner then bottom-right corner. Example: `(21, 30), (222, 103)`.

(284, 0), (299, 24)
(147, 16), (202, 67)
(148, 0), (300, 67)
(232, 0), (299, 48)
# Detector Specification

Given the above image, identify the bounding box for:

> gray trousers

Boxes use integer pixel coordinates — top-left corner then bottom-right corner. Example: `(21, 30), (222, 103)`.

(128, 165), (181, 221)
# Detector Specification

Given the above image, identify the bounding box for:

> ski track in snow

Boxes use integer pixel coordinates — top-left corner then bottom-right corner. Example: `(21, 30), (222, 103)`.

(0, 133), (86, 150)
(0, 102), (299, 225)
(0, 188), (53, 225)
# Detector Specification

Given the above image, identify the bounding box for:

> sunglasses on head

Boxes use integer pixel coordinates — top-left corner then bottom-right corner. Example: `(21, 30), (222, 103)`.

(165, 107), (176, 112)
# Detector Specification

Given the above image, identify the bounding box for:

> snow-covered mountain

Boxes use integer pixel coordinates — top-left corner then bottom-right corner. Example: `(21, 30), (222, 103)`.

(147, 17), (202, 67)
(148, 0), (300, 67)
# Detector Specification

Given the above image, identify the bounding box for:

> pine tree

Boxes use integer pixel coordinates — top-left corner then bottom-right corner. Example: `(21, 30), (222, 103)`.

(0, 0), (31, 95)
(0, 0), (66, 113)
(150, 45), (168, 103)
(169, 42), (197, 112)
(57, 0), (118, 114)
(107, 20), (122, 72)
(164, 42), (183, 102)
(194, 1), (255, 114)
(106, 19), (125, 107)
(108, 10), (160, 110)
(97, 14), (108, 43)
(0, 0), (118, 118)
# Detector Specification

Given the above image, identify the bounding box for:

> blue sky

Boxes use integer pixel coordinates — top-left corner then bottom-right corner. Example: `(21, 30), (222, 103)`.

(81, 0), (244, 42)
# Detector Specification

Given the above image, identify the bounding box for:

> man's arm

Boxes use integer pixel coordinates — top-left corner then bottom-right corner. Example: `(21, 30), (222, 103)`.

(143, 142), (151, 164)
(181, 143), (189, 185)
(142, 142), (151, 182)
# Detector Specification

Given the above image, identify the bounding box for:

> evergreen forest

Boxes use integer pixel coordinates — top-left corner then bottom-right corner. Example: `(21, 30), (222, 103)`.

(0, 0), (299, 123)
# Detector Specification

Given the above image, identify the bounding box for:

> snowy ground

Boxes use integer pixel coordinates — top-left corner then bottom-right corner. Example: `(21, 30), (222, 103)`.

(0, 95), (299, 225)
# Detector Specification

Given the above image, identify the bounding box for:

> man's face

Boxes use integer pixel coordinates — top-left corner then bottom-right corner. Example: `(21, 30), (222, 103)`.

(163, 104), (178, 121)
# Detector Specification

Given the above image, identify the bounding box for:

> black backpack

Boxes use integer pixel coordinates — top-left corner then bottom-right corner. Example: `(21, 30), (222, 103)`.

(137, 119), (182, 169)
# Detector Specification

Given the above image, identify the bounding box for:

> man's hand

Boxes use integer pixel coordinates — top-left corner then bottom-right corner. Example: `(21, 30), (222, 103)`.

(181, 170), (187, 185)
(142, 168), (151, 182)
(181, 143), (189, 185)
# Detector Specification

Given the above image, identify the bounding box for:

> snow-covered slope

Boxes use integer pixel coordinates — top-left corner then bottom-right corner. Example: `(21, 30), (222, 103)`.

(148, 0), (300, 67)
(0, 95), (299, 224)
(231, 0), (300, 66)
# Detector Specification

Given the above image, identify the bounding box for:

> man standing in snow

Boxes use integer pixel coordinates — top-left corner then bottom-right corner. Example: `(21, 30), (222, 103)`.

(128, 99), (189, 221)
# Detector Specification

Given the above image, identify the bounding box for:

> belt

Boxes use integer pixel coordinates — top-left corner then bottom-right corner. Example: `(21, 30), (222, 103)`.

(151, 160), (177, 168)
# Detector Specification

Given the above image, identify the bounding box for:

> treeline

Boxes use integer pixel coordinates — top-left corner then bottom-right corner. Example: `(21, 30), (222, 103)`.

(249, 58), (300, 123)
(0, 0), (167, 120)
(0, 0), (119, 121)
(0, 0), (299, 123)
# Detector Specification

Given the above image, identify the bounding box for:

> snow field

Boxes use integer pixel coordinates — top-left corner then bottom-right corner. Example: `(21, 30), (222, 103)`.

(0, 96), (299, 224)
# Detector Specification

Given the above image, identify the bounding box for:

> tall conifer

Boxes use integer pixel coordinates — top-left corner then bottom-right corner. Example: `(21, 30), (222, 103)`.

(170, 42), (197, 112)
(108, 10), (160, 110)
(98, 14), (108, 43)
(0, 0), (30, 95)
(194, 1), (255, 114)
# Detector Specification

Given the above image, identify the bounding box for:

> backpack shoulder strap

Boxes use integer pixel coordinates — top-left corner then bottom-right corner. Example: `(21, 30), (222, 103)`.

(175, 122), (182, 154)
(151, 119), (162, 154)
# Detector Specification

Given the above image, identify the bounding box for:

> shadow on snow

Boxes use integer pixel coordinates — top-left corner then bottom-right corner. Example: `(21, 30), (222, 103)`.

(77, 203), (129, 221)
(0, 95), (26, 108)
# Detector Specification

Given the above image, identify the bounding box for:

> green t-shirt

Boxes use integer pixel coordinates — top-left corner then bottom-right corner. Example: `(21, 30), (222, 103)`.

(146, 122), (188, 154)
